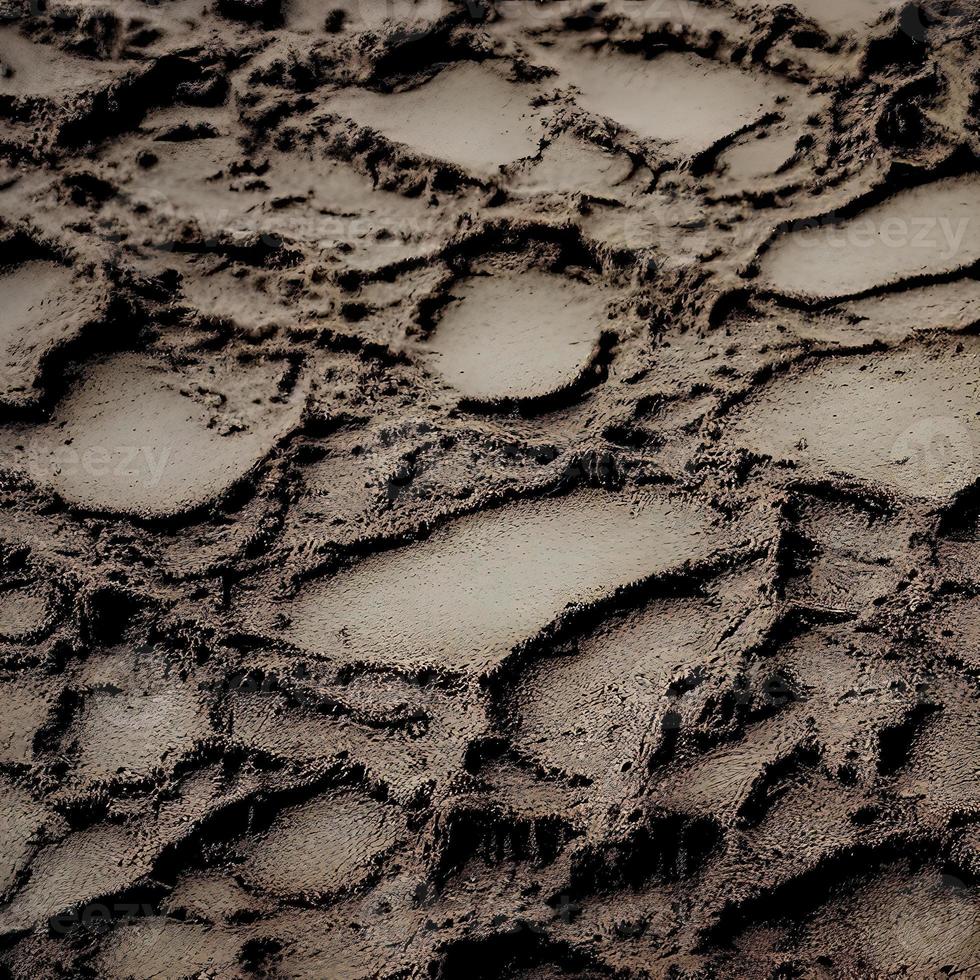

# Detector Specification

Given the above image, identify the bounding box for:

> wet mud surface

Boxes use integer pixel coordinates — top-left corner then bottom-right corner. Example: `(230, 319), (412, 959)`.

(0, 0), (979, 977)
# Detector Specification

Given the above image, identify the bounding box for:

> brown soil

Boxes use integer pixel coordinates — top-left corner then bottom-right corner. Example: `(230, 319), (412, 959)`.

(0, 1), (979, 978)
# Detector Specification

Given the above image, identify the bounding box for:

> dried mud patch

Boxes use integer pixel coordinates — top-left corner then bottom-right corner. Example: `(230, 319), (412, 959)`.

(1, 2), (979, 978)
(0, 352), (306, 518)
(253, 487), (736, 676)
(757, 174), (980, 299)
(724, 339), (980, 501)
(238, 789), (406, 899)
(419, 270), (613, 408)
(539, 46), (799, 156)
(327, 60), (549, 174)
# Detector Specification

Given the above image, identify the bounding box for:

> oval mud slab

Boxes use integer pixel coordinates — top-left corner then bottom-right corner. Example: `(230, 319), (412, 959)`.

(726, 342), (980, 499)
(0, 824), (152, 934)
(239, 791), (403, 897)
(794, 279), (980, 344)
(542, 49), (796, 155)
(274, 489), (729, 673)
(717, 129), (799, 182)
(96, 919), (239, 980)
(758, 175), (980, 299)
(1, 354), (303, 518)
(327, 62), (546, 173)
(0, 260), (100, 406)
(0, 584), (50, 642)
(421, 272), (610, 406)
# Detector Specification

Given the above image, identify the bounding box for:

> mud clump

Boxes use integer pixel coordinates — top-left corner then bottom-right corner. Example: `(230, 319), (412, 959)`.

(0, 2), (979, 978)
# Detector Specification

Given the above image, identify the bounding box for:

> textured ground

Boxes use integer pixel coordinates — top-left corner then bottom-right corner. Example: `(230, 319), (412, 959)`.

(0, 0), (979, 977)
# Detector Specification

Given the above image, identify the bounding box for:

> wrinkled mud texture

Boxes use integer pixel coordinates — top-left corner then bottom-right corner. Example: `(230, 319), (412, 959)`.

(1, 0), (980, 977)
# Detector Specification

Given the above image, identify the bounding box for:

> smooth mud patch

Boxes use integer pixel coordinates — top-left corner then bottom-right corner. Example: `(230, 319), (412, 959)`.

(73, 686), (210, 782)
(273, 489), (727, 673)
(0, 28), (116, 98)
(327, 62), (547, 172)
(840, 278), (980, 337)
(0, 824), (152, 934)
(758, 175), (980, 298)
(421, 271), (610, 405)
(97, 919), (237, 980)
(789, 279), (980, 344)
(726, 342), (980, 499)
(0, 585), (50, 642)
(542, 49), (796, 154)
(0, 354), (304, 517)
(717, 128), (800, 182)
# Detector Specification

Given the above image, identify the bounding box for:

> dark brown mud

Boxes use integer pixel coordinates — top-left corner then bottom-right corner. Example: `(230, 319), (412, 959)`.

(0, 1), (979, 978)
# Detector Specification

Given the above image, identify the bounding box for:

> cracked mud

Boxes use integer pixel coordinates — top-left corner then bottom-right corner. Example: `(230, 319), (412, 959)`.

(0, 0), (979, 978)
